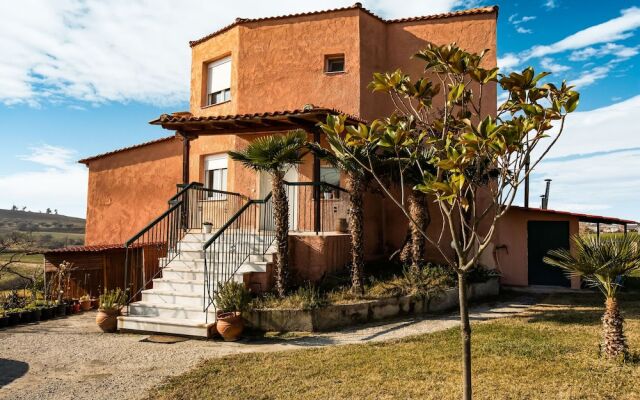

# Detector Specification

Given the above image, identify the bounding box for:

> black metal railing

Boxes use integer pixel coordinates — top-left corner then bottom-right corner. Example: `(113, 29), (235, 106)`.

(203, 192), (275, 320)
(123, 182), (246, 304)
(284, 181), (350, 234)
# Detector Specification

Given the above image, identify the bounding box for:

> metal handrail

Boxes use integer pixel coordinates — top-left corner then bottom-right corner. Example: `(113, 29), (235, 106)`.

(123, 183), (246, 306)
(202, 192), (275, 321)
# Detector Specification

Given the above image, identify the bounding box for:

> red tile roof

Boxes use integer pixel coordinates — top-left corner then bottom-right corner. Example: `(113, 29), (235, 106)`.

(509, 206), (637, 225)
(150, 107), (367, 125)
(78, 135), (178, 165)
(189, 4), (498, 47)
(44, 243), (125, 254)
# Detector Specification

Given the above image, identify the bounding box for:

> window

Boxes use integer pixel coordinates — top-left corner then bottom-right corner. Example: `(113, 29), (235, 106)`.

(206, 56), (231, 106)
(325, 55), (345, 73)
(320, 166), (341, 199)
(204, 155), (228, 199)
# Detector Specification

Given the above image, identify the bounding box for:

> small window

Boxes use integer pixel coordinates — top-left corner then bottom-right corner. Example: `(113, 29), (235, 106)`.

(206, 56), (231, 106)
(325, 55), (345, 73)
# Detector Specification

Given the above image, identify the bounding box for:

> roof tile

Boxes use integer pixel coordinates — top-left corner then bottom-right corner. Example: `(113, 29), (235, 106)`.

(189, 4), (498, 47)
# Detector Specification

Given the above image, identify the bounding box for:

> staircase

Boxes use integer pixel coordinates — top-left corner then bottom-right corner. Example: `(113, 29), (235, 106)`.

(118, 230), (275, 337)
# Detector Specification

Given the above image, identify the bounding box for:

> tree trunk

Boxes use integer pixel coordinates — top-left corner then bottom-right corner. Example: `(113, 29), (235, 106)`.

(458, 272), (472, 400)
(408, 190), (429, 273)
(347, 172), (364, 294)
(602, 297), (627, 358)
(271, 171), (289, 298)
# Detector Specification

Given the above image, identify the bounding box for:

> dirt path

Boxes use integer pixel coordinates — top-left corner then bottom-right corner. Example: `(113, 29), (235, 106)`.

(0, 296), (537, 400)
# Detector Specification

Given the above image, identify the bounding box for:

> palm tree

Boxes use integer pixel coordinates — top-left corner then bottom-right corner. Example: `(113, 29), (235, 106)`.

(316, 116), (370, 294)
(544, 234), (640, 359)
(228, 130), (307, 297)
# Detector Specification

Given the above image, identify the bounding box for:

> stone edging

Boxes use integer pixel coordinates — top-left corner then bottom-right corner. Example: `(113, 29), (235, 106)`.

(246, 278), (500, 332)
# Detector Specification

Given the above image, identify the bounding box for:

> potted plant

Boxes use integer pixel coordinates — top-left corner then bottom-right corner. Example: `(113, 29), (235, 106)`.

(55, 300), (67, 317)
(7, 309), (21, 326)
(203, 221), (213, 234)
(29, 304), (42, 322)
(214, 281), (251, 341)
(0, 308), (8, 328)
(79, 295), (92, 311)
(96, 288), (126, 333)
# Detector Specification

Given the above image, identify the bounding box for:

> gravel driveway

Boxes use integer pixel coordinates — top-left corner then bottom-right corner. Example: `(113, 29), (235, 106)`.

(0, 296), (536, 400)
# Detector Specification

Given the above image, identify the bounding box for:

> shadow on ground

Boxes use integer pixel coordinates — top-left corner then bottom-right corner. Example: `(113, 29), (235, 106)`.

(0, 359), (29, 388)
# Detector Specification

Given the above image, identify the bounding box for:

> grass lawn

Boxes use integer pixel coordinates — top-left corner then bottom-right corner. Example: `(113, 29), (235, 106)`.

(147, 293), (640, 400)
(0, 252), (44, 264)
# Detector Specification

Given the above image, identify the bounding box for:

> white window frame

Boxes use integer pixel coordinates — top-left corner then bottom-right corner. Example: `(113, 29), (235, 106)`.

(204, 154), (228, 199)
(206, 56), (232, 106)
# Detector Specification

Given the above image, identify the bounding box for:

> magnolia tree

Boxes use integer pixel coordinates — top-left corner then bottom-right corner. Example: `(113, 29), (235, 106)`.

(321, 43), (579, 399)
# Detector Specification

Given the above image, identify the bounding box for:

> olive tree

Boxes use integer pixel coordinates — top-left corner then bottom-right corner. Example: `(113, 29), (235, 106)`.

(320, 43), (579, 399)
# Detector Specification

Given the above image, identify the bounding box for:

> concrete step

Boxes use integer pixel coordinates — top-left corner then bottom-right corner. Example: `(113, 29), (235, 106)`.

(178, 240), (271, 251)
(153, 278), (205, 292)
(117, 315), (214, 337)
(181, 231), (273, 243)
(141, 289), (206, 308)
(162, 260), (269, 280)
(129, 301), (216, 320)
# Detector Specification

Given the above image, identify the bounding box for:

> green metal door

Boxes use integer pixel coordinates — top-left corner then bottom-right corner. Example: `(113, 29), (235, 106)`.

(527, 221), (571, 287)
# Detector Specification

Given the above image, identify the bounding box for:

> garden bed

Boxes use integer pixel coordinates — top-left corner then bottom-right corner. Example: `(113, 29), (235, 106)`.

(246, 278), (499, 332)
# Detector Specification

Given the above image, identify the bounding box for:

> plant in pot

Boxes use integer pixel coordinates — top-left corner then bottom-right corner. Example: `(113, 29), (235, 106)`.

(96, 288), (126, 333)
(79, 295), (92, 311)
(28, 303), (42, 322)
(0, 308), (8, 329)
(203, 221), (213, 234)
(215, 281), (251, 341)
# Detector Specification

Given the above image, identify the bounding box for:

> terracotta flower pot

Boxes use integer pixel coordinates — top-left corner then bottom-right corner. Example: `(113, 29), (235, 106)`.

(216, 312), (244, 341)
(80, 300), (92, 311)
(73, 303), (81, 314)
(96, 309), (120, 333)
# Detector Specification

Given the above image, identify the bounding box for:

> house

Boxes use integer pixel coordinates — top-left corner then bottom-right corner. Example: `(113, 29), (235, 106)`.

(43, 3), (635, 336)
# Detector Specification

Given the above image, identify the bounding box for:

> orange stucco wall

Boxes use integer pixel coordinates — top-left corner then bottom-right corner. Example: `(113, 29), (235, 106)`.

(84, 138), (182, 245)
(190, 8), (497, 120)
(494, 208), (581, 288)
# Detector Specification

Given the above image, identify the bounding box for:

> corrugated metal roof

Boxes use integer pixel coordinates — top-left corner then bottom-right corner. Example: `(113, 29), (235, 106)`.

(509, 206), (637, 225)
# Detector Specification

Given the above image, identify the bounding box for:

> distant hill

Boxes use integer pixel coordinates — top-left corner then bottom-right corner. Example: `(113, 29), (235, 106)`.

(0, 209), (85, 249)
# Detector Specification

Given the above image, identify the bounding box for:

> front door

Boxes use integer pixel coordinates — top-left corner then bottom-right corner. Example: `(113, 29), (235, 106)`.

(259, 167), (298, 231)
(527, 221), (571, 287)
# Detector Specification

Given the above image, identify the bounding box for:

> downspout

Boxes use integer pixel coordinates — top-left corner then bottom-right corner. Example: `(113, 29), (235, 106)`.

(180, 131), (190, 185)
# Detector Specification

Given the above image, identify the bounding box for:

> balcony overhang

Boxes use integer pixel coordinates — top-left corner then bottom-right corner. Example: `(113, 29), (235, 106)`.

(149, 107), (366, 137)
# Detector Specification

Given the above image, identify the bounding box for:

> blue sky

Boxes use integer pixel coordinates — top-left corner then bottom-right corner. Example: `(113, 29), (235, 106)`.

(1, 0), (639, 219)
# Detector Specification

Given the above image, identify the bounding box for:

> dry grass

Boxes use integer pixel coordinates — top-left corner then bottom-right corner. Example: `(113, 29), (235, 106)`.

(148, 293), (640, 400)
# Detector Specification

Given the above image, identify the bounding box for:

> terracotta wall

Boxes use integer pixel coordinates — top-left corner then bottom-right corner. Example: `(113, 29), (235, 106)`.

(84, 138), (182, 245)
(493, 208), (580, 288)
(190, 8), (497, 121)
(191, 9), (362, 117)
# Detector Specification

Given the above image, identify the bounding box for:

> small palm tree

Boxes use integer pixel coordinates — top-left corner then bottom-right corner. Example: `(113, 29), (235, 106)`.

(316, 116), (370, 294)
(544, 235), (640, 359)
(228, 130), (307, 297)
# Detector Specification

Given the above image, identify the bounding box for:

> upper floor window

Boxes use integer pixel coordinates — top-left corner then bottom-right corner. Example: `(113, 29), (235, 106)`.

(325, 55), (345, 74)
(206, 56), (231, 106)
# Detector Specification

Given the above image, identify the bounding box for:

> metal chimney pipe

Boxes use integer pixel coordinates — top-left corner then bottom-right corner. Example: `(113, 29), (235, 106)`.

(540, 195), (546, 209)
(543, 179), (552, 209)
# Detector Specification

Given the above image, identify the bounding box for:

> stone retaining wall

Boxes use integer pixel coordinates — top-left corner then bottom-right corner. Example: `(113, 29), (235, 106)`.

(246, 278), (500, 332)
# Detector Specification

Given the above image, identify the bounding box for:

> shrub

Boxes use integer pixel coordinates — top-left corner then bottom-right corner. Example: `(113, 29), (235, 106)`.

(465, 265), (501, 283)
(373, 264), (456, 298)
(215, 281), (252, 313)
(99, 288), (126, 311)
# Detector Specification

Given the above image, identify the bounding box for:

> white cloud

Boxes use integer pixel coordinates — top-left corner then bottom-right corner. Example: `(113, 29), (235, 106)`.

(498, 53), (521, 70)
(525, 96), (640, 220)
(508, 13), (536, 34)
(526, 7), (640, 59)
(543, 0), (558, 10)
(0, 0), (471, 107)
(569, 43), (640, 61)
(570, 65), (612, 88)
(540, 57), (569, 73)
(0, 145), (88, 217)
